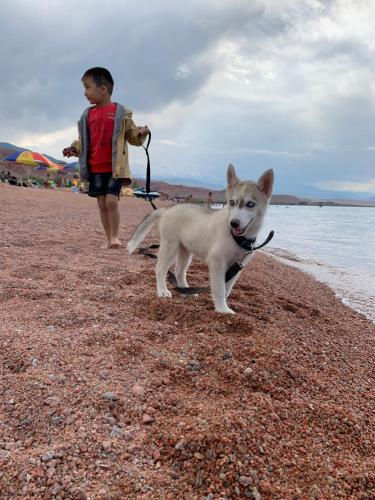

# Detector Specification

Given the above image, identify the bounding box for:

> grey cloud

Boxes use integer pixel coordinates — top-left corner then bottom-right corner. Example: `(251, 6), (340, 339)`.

(0, 0), (265, 131)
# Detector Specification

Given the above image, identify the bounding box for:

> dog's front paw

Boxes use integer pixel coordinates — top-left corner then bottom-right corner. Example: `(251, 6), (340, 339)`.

(215, 306), (235, 314)
(157, 289), (172, 299)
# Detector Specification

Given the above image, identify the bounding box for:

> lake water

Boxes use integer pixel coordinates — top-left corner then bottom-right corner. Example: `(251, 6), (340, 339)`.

(257, 205), (375, 323)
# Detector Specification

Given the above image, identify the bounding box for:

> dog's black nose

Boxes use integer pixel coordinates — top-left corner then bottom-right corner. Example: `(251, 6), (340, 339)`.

(230, 219), (240, 229)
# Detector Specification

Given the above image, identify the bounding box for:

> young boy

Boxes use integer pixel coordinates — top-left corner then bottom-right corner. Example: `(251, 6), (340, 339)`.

(63, 67), (149, 248)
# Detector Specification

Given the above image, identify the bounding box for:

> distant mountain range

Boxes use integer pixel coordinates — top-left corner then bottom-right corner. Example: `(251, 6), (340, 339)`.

(1, 141), (375, 205)
(150, 176), (223, 190)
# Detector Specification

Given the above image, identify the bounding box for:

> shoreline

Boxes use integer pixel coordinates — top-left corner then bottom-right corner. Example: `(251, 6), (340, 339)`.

(1, 184), (375, 498)
(266, 247), (375, 324)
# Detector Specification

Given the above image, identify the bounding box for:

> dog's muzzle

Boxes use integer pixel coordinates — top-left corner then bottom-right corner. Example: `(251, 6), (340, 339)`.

(230, 219), (240, 229)
(230, 218), (252, 236)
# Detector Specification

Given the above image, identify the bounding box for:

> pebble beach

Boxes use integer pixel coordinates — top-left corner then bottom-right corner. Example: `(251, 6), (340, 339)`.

(1, 183), (375, 499)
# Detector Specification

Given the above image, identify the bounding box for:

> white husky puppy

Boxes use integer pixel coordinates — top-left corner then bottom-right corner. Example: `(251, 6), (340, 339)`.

(127, 164), (274, 313)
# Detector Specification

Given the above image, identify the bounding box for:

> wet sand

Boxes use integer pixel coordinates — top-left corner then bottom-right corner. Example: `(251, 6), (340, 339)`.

(1, 183), (375, 498)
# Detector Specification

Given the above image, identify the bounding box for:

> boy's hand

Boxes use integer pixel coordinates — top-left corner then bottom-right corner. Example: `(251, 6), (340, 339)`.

(138, 126), (150, 139)
(62, 146), (78, 157)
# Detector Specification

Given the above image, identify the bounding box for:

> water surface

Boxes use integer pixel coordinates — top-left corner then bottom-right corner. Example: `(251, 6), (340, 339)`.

(258, 205), (375, 322)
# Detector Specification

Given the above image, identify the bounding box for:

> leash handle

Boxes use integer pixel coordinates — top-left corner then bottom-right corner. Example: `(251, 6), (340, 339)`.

(142, 130), (157, 210)
(142, 130), (153, 199)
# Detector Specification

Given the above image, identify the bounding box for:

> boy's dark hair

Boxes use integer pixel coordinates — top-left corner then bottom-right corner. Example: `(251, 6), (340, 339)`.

(82, 67), (114, 95)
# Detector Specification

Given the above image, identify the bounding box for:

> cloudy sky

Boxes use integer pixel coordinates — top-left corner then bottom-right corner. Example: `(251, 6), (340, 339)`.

(1, 0), (375, 198)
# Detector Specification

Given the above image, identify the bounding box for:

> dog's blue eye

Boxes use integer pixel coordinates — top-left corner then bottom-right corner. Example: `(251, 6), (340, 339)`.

(247, 201), (255, 208)
(229, 200), (235, 206)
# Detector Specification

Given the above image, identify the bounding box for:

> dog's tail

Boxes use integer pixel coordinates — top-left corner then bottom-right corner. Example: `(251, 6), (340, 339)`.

(127, 208), (166, 255)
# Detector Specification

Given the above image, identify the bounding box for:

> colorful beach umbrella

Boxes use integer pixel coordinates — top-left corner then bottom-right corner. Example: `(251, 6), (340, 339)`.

(3, 151), (62, 178)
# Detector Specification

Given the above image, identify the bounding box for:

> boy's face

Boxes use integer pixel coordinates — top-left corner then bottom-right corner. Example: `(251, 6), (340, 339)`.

(82, 76), (109, 105)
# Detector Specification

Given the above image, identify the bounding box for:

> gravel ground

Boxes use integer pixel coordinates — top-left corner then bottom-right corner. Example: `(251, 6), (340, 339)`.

(1, 183), (375, 500)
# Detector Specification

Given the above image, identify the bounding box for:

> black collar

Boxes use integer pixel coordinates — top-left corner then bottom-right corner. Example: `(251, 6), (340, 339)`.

(232, 234), (257, 251)
(232, 230), (274, 252)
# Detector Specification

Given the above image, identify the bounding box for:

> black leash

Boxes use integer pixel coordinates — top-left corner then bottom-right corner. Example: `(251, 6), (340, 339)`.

(142, 131), (157, 210)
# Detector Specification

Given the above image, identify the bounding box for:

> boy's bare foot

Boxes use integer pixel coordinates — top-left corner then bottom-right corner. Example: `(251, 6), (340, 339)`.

(109, 238), (123, 249)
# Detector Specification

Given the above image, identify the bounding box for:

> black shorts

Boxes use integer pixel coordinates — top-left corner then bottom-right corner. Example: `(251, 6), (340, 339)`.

(88, 172), (124, 198)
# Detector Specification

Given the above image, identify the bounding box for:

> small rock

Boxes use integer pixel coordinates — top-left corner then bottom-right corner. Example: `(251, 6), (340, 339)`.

(142, 414), (154, 425)
(51, 415), (64, 425)
(131, 383), (145, 397)
(252, 487), (262, 500)
(175, 439), (185, 450)
(102, 415), (116, 426)
(41, 451), (55, 462)
(51, 483), (61, 496)
(187, 360), (202, 371)
(110, 425), (123, 438)
(194, 473), (204, 487)
(44, 396), (60, 407)
(75, 491), (88, 500)
(194, 452), (204, 460)
(79, 444), (88, 453)
(19, 417), (32, 426)
(102, 391), (118, 402)
(0, 450), (10, 460)
(102, 441), (112, 452)
(32, 468), (44, 478)
(239, 475), (252, 487)
(133, 482), (143, 493)
(47, 467), (55, 479)
(244, 367), (253, 377)
(222, 352), (232, 360)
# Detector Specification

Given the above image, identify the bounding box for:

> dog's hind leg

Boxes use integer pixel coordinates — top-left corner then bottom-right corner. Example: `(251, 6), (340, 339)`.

(156, 242), (178, 298)
(174, 245), (192, 288)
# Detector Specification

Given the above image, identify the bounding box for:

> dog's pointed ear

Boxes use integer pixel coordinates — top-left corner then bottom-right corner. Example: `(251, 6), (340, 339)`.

(227, 164), (239, 188)
(257, 169), (274, 197)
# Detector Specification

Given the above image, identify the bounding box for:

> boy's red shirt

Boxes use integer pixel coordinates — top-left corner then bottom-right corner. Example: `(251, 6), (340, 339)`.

(88, 102), (116, 173)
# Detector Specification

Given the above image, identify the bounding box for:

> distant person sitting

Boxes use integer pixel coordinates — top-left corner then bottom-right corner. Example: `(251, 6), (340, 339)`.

(43, 174), (50, 188)
(7, 171), (18, 186)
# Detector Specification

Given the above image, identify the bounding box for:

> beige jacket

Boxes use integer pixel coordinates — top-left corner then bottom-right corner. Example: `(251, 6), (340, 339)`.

(71, 103), (146, 186)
